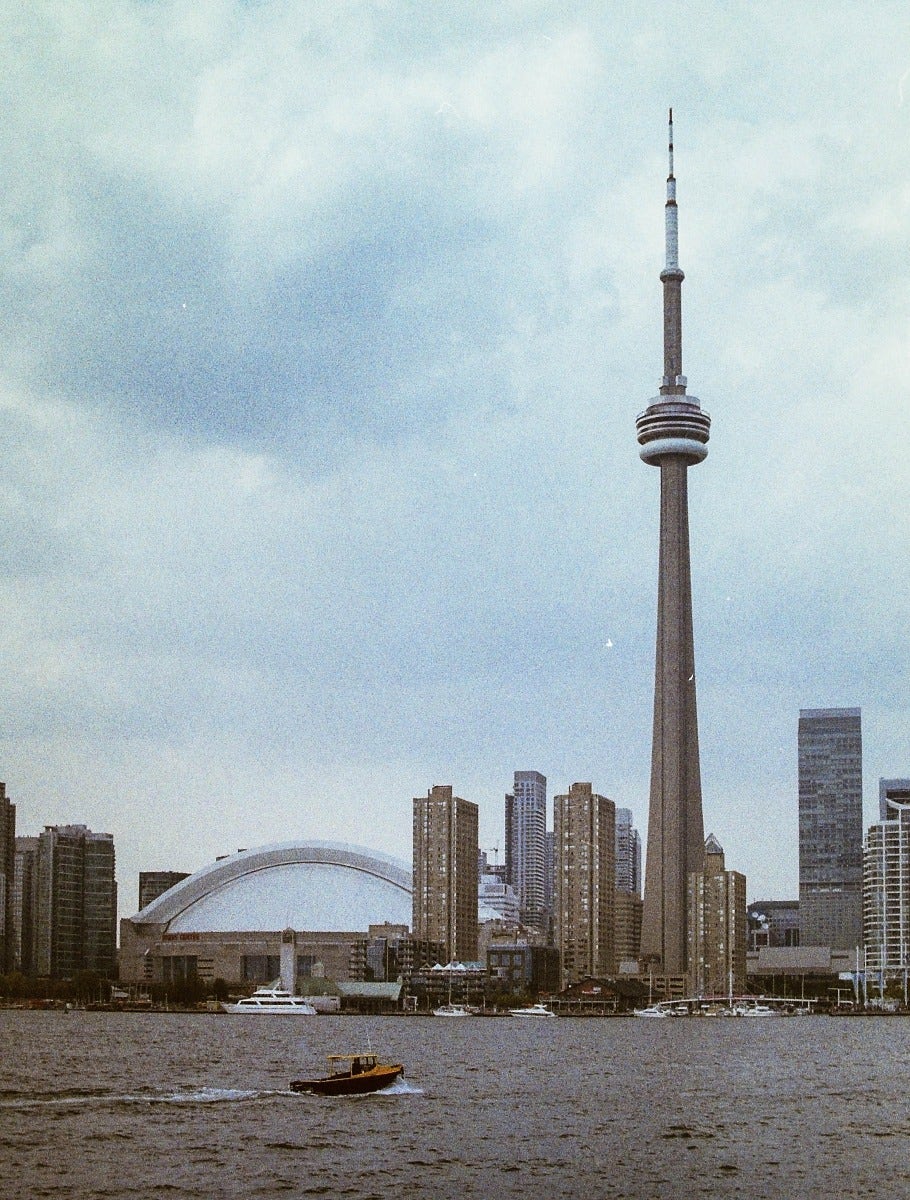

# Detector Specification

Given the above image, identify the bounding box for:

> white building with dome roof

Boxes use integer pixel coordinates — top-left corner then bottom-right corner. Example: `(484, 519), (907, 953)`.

(118, 840), (442, 990)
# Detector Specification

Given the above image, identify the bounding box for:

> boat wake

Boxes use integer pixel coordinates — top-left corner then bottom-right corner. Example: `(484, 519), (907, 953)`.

(378, 1078), (423, 1096)
(0, 1086), (286, 1110)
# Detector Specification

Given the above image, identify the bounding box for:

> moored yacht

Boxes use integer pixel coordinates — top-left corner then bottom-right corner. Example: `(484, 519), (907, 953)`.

(509, 1002), (555, 1018)
(433, 1002), (474, 1017)
(222, 983), (317, 1015)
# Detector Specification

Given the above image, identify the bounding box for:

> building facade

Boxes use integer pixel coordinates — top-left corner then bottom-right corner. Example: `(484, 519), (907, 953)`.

(504, 770), (547, 931)
(615, 808), (642, 898)
(747, 899), (800, 952)
(879, 779), (910, 822)
(554, 782), (615, 986)
(120, 842), (414, 988)
(637, 113), (710, 976)
(687, 834), (747, 997)
(798, 707), (863, 950)
(412, 785), (479, 962)
(34, 824), (117, 979)
(863, 795), (910, 975)
(11, 836), (39, 973)
(0, 784), (15, 971)
(614, 890), (644, 966)
(139, 871), (190, 911)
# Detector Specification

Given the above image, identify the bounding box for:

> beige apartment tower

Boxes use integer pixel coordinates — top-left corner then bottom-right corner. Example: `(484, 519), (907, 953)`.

(554, 782), (615, 986)
(687, 834), (746, 997)
(412, 785), (478, 963)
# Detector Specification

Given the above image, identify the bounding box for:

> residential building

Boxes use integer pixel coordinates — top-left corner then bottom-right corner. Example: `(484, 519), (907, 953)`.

(615, 808), (642, 897)
(615, 890), (644, 965)
(554, 782), (615, 986)
(0, 784), (15, 971)
(879, 779), (910, 822)
(478, 873), (520, 924)
(798, 707), (863, 949)
(687, 834), (747, 997)
(11, 836), (39, 973)
(864, 795), (910, 975)
(504, 771), (547, 931)
(34, 824), (117, 979)
(412, 785), (478, 962)
(138, 871), (189, 911)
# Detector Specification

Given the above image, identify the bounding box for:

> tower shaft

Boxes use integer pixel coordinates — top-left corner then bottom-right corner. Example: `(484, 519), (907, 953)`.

(635, 111), (710, 977)
(639, 459), (704, 973)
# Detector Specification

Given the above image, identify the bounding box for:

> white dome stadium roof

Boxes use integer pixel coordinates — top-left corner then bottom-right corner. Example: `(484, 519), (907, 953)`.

(133, 841), (412, 933)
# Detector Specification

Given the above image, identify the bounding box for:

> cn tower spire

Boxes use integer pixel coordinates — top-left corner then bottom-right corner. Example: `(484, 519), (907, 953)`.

(636, 112), (711, 979)
(665, 108), (678, 271)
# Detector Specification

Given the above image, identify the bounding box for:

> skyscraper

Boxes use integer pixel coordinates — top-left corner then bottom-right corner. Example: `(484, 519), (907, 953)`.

(504, 770), (547, 930)
(637, 112), (710, 976)
(11, 836), (39, 974)
(34, 824), (118, 979)
(0, 783), (15, 971)
(687, 834), (747, 997)
(554, 782), (615, 985)
(879, 778), (910, 823)
(614, 808), (644, 964)
(615, 808), (642, 898)
(863, 797), (910, 976)
(412, 785), (478, 962)
(798, 707), (863, 950)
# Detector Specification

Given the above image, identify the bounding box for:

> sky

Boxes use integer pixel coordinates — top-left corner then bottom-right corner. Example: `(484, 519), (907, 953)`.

(3, 1), (909, 917)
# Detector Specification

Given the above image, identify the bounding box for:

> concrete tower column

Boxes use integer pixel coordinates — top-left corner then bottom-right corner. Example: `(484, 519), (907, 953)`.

(636, 112), (710, 976)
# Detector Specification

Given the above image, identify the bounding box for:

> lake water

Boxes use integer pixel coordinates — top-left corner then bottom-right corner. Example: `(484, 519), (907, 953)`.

(1, 1010), (908, 1199)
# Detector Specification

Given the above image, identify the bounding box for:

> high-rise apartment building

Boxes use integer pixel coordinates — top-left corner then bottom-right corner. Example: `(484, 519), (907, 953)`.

(504, 770), (547, 930)
(34, 824), (118, 979)
(139, 871), (189, 911)
(412, 785), (478, 963)
(864, 788), (910, 974)
(11, 836), (39, 973)
(637, 113), (710, 976)
(798, 707), (863, 950)
(879, 779), (910, 823)
(0, 783), (15, 971)
(687, 834), (747, 997)
(615, 808), (642, 897)
(554, 782), (615, 986)
(614, 890), (644, 965)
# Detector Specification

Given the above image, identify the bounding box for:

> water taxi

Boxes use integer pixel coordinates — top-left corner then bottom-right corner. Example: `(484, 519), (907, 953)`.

(290, 1054), (404, 1096)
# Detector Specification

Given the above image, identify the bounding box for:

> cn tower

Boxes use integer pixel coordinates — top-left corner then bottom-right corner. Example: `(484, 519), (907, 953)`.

(636, 111), (710, 976)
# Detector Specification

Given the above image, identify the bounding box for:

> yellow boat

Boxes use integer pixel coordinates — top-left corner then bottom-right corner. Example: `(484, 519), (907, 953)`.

(290, 1053), (404, 1096)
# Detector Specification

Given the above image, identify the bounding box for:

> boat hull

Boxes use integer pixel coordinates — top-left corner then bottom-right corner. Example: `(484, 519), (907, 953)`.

(221, 1003), (317, 1014)
(290, 1065), (404, 1096)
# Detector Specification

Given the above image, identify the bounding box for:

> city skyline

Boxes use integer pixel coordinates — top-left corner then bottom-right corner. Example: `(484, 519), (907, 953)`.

(1, 7), (909, 918)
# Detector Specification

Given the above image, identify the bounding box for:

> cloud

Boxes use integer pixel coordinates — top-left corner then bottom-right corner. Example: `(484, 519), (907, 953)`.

(1, 3), (909, 914)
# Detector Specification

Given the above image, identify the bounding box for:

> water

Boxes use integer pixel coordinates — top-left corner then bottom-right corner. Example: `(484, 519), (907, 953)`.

(2, 1010), (909, 1198)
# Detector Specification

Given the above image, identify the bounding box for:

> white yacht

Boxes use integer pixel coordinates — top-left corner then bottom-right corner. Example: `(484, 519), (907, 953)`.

(222, 984), (317, 1015)
(633, 1004), (669, 1018)
(509, 1003), (555, 1018)
(733, 1002), (778, 1017)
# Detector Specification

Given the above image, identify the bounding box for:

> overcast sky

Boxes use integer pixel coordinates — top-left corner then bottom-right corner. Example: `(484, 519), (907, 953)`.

(3, 2), (909, 916)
